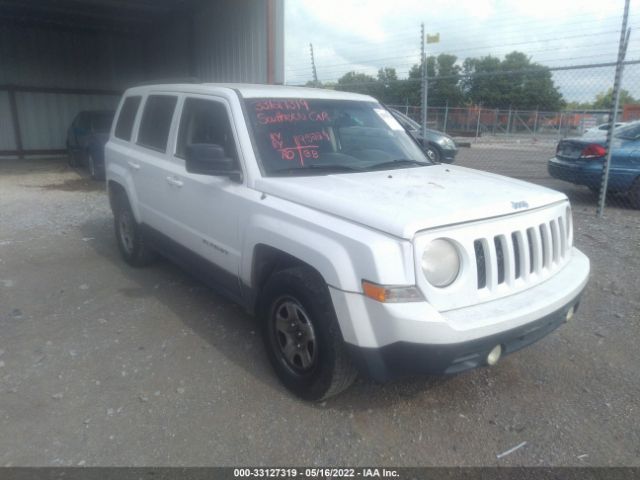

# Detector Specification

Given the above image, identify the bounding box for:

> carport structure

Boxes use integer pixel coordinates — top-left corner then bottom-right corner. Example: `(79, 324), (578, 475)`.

(0, 0), (284, 158)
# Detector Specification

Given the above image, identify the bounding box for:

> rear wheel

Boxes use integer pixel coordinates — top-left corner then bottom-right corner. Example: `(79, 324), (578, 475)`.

(113, 193), (157, 267)
(88, 153), (104, 181)
(260, 266), (357, 401)
(67, 146), (80, 167)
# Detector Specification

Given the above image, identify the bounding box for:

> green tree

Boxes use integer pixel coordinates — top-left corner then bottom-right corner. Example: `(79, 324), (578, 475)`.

(375, 67), (404, 104)
(463, 51), (564, 110)
(334, 71), (378, 96)
(428, 54), (464, 106)
(592, 88), (638, 109)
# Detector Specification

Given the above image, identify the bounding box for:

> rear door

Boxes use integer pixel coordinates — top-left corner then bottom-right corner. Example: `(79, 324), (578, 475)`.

(132, 94), (180, 235)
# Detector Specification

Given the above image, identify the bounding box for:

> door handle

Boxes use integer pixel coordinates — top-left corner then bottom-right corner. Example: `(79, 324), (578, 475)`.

(166, 176), (184, 188)
(127, 161), (140, 170)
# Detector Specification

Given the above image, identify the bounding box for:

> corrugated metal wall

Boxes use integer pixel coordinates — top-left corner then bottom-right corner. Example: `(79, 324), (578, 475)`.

(0, 91), (17, 151)
(1, 0), (284, 156)
(194, 0), (268, 83)
(0, 24), (149, 90)
(16, 92), (120, 150)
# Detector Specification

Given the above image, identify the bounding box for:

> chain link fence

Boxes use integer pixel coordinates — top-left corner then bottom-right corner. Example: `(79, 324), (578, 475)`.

(374, 62), (640, 212)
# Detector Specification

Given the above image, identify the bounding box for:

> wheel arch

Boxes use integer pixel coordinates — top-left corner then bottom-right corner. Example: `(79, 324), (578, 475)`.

(107, 179), (141, 222)
(248, 243), (331, 312)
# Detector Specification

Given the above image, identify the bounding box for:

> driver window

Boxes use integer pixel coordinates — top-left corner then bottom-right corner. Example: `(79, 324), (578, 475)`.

(176, 98), (238, 162)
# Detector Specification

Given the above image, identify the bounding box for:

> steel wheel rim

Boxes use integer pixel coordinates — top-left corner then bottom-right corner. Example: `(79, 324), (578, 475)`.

(272, 297), (317, 374)
(119, 211), (134, 254)
(426, 148), (438, 162)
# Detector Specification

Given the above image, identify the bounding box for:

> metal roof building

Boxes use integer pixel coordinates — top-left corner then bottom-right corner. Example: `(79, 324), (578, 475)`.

(0, 0), (284, 157)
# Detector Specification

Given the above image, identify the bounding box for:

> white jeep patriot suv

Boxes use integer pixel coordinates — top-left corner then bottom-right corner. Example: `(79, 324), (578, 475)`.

(105, 83), (590, 400)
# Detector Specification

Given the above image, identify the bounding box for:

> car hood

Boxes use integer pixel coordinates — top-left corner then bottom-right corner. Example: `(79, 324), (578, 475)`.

(255, 165), (566, 239)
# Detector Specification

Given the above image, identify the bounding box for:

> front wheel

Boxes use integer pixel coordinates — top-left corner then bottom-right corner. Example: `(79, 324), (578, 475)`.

(260, 266), (357, 401)
(424, 144), (441, 163)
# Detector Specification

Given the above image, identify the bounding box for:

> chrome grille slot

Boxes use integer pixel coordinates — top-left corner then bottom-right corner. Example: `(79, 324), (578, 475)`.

(558, 216), (567, 257)
(539, 223), (551, 269)
(511, 232), (522, 279)
(550, 219), (560, 263)
(494, 235), (506, 285)
(526, 227), (539, 273)
(474, 239), (487, 289)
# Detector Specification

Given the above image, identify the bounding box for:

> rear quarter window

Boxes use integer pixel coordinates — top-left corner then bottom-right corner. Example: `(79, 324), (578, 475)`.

(137, 95), (178, 152)
(114, 96), (141, 141)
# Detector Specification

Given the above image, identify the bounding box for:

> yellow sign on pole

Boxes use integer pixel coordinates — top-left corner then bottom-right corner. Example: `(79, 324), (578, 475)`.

(426, 33), (440, 44)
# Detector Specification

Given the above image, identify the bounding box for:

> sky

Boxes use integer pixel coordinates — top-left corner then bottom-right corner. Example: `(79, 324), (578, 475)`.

(284, 0), (640, 103)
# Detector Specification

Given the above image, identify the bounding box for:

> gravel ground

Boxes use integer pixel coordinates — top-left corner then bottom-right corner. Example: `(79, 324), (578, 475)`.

(0, 153), (638, 467)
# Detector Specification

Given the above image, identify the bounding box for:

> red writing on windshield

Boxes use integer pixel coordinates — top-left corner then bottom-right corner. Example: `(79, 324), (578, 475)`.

(254, 99), (310, 112)
(257, 110), (330, 125)
(293, 129), (330, 146)
(269, 131), (322, 166)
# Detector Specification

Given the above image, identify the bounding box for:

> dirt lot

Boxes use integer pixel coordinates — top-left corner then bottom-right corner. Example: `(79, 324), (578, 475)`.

(0, 150), (639, 467)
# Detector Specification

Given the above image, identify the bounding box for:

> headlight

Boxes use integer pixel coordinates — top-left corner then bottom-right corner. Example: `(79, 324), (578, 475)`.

(421, 238), (461, 287)
(439, 137), (456, 148)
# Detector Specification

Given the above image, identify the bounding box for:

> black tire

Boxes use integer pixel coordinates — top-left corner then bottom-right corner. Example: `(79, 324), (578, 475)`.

(88, 153), (105, 181)
(67, 147), (80, 167)
(424, 144), (441, 163)
(260, 266), (357, 401)
(112, 193), (157, 267)
(629, 177), (640, 209)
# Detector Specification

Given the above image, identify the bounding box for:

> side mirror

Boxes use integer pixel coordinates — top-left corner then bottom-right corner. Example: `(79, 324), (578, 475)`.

(185, 143), (242, 181)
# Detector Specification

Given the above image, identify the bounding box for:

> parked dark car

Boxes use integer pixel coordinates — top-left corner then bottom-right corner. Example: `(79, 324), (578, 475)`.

(66, 110), (115, 180)
(389, 108), (458, 163)
(548, 120), (640, 208)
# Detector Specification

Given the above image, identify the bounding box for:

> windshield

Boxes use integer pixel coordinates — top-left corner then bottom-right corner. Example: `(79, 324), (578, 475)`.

(614, 122), (640, 140)
(244, 98), (431, 176)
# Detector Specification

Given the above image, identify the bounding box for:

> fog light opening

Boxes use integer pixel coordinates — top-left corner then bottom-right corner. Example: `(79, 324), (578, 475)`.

(566, 305), (575, 322)
(487, 345), (502, 366)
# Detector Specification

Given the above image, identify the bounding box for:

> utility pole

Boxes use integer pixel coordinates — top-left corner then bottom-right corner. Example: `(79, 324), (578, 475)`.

(598, 0), (631, 216)
(420, 23), (427, 140)
(309, 43), (319, 86)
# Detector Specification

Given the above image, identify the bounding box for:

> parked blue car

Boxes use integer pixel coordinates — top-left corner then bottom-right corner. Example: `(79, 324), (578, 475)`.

(548, 120), (640, 208)
(66, 110), (115, 180)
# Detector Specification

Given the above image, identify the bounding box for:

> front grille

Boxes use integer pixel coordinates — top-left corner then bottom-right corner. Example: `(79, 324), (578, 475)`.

(474, 213), (570, 290)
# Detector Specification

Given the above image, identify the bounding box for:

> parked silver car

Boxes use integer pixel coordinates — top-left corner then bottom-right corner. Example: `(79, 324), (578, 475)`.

(389, 108), (458, 163)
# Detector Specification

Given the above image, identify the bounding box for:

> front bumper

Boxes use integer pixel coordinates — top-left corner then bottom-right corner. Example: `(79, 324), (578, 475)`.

(440, 145), (458, 163)
(346, 299), (579, 381)
(329, 248), (589, 382)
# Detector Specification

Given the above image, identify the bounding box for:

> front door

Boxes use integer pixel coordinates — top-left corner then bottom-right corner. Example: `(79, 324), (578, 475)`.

(164, 95), (249, 294)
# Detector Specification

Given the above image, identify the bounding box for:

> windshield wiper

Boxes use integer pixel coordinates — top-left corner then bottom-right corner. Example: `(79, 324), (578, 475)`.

(271, 164), (361, 175)
(365, 159), (431, 171)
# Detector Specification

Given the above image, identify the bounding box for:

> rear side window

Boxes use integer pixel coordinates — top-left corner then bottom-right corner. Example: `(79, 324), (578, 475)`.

(137, 95), (178, 152)
(114, 96), (141, 141)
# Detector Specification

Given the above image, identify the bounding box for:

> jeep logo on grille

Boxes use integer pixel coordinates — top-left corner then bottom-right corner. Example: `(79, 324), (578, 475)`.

(511, 200), (529, 210)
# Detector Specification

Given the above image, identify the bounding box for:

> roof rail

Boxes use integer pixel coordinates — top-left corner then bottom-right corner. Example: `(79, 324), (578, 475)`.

(135, 77), (201, 86)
